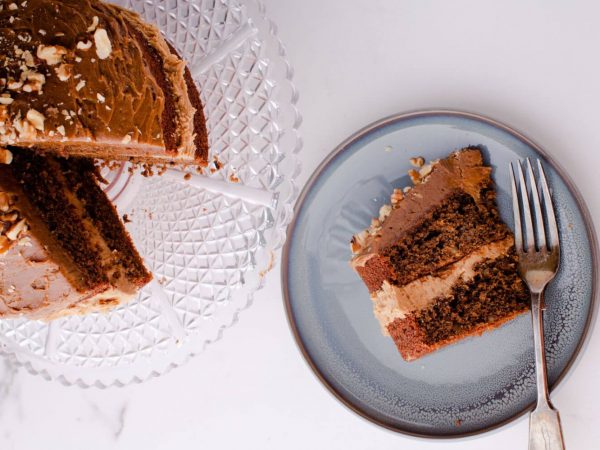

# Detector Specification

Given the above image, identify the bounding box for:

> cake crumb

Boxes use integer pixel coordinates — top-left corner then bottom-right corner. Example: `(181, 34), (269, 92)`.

(183, 173), (191, 181)
(384, 145), (393, 152)
(209, 157), (222, 174)
(122, 214), (131, 223)
(454, 419), (463, 427)
(229, 173), (239, 183)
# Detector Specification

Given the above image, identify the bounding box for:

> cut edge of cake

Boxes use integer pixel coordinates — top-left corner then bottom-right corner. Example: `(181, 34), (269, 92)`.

(350, 147), (530, 361)
(0, 148), (152, 320)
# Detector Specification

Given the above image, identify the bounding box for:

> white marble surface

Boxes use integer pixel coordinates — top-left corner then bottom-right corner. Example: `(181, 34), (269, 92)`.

(3, 0), (600, 448)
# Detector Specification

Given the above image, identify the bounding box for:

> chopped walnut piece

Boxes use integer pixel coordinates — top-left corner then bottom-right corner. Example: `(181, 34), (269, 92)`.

(22, 71), (45, 92)
(0, 236), (10, 254)
(408, 169), (421, 185)
(37, 44), (67, 65)
(350, 230), (369, 253)
(97, 93), (105, 103)
(0, 149), (13, 165)
(13, 117), (37, 140)
(87, 16), (99, 32)
(390, 188), (404, 206)
(5, 219), (27, 241)
(0, 95), (13, 105)
(378, 204), (392, 222)
(418, 163), (433, 179)
(0, 212), (18, 222)
(76, 40), (92, 51)
(410, 157), (425, 168)
(55, 63), (72, 81)
(122, 134), (132, 144)
(8, 3), (17, 10)
(26, 109), (45, 131)
(7, 80), (23, 90)
(27, 72), (45, 83)
(94, 28), (112, 59)
(21, 50), (35, 67)
(56, 125), (66, 136)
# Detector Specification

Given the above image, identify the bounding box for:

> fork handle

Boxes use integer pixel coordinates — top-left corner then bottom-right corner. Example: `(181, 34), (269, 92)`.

(529, 291), (566, 450)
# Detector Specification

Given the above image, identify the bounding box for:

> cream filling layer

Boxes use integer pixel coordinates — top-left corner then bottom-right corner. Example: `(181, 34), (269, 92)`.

(371, 237), (514, 335)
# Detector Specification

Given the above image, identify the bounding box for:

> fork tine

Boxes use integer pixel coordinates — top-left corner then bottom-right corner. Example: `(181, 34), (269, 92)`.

(516, 161), (535, 252)
(537, 159), (559, 250)
(526, 158), (546, 251)
(509, 163), (523, 252)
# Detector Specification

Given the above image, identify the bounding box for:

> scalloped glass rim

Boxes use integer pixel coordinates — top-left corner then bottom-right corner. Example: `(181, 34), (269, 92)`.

(0, 0), (302, 388)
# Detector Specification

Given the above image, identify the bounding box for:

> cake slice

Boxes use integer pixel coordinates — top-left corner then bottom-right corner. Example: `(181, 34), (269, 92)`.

(0, 0), (208, 165)
(0, 148), (152, 320)
(350, 148), (529, 361)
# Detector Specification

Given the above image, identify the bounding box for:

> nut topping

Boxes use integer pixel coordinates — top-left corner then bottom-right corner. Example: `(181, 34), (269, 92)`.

(5, 219), (27, 241)
(87, 16), (99, 33)
(94, 28), (112, 59)
(76, 40), (93, 51)
(0, 149), (13, 165)
(26, 109), (45, 131)
(37, 44), (67, 65)
(410, 156), (425, 168)
(55, 64), (72, 81)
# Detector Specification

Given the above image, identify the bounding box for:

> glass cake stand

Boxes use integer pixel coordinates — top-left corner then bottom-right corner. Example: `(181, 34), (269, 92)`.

(0, 0), (301, 387)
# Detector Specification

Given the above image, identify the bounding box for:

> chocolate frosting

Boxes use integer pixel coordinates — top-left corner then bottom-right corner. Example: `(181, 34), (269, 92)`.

(351, 148), (495, 292)
(373, 149), (491, 251)
(0, 0), (204, 163)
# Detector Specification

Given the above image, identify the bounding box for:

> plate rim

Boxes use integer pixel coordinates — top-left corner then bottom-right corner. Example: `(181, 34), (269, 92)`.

(281, 109), (599, 439)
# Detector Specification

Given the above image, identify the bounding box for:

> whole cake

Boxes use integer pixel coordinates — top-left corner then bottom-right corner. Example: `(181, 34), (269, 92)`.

(0, 148), (152, 320)
(0, 0), (208, 165)
(350, 148), (529, 361)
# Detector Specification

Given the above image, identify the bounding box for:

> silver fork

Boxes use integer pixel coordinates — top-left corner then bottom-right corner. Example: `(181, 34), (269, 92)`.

(510, 159), (565, 450)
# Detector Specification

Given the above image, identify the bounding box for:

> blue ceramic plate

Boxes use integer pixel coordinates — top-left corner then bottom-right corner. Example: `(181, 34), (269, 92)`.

(282, 110), (597, 437)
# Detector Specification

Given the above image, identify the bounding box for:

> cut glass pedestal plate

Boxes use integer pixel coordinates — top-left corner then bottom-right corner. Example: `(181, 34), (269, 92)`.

(0, 0), (301, 387)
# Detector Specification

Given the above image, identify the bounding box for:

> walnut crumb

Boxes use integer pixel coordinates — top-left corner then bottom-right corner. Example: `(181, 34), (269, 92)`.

(390, 188), (404, 206)
(55, 63), (72, 81)
(410, 156), (425, 167)
(87, 16), (99, 33)
(408, 169), (421, 185)
(94, 28), (112, 59)
(26, 109), (45, 131)
(5, 219), (27, 241)
(37, 44), (66, 65)
(0, 149), (13, 165)
(76, 40), (92, 51)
